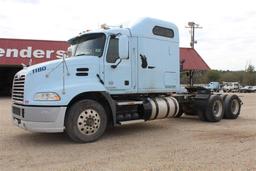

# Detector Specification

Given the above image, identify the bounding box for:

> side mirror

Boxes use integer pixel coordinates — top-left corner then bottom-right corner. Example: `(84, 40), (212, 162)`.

(118, 35), (129, 59)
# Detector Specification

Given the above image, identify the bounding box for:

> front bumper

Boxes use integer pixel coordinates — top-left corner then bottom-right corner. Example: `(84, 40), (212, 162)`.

(12, 104), (67, 133)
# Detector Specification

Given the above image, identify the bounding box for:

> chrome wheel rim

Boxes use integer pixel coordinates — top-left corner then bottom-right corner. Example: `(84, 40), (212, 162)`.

(231, 99), (239, 114)
(77, 109), (101, 135)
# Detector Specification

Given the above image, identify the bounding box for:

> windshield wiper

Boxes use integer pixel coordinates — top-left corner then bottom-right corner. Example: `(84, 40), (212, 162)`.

(75, 53), (87, 56)
(75, 53), (102, 57)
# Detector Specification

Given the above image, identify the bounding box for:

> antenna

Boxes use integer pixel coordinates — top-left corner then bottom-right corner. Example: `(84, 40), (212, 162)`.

(45, 53), (70, 94)
(29, 58), (32, 66)
(185, 22), (202, 48)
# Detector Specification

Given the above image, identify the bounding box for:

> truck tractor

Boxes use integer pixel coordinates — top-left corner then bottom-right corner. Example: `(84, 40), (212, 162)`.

(205, 82), (221, 92)
(11, 18), (242, 142)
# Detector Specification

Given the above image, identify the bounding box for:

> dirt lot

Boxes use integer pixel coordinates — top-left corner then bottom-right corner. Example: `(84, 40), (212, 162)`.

(0, 94), (256, 171)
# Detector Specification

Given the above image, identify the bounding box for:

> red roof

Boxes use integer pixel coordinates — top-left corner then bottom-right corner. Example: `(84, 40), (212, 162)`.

(180, 48), (210, 71)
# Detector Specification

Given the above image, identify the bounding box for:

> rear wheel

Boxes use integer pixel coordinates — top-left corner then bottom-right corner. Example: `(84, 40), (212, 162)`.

(220, 94), (227, 101)
(198, 109), (207, 121)
(65, 99), (107, 143)
(205, 95), (224, 122)
(223, 94), (241, 119)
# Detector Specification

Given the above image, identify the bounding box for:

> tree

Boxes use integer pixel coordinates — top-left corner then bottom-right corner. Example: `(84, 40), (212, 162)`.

(207, 70), (220, 82)
(246, 64), (255, 73)
(220, 71), (240, 83)
(180, 67), (256, 86)
(244, 64), (256, 85)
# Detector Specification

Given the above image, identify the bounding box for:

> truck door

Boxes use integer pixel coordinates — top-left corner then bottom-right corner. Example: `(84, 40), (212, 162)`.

(104, 37), (132, 93)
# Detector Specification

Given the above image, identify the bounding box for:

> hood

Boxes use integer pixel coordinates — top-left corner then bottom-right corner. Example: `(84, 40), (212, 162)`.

(12, 55), (101, 105)
(16, 56), (100, 76)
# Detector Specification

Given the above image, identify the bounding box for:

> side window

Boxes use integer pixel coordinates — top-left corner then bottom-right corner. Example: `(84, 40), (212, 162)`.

(107, 38), (119, 63)
(152, 26), (174, 38)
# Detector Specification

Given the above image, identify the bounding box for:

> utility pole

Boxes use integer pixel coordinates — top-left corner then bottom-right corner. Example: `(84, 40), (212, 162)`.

(185, 22), (202, 87)
(186, 22), (202, 48)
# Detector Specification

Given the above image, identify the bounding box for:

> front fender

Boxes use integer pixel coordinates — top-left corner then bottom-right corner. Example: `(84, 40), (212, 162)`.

(26, 79), (107, 106)
(66, 91), (117, 125)
(59, 81), (108, 105)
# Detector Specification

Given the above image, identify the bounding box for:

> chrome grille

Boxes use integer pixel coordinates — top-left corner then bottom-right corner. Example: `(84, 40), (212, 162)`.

(12, 75), (25, 103)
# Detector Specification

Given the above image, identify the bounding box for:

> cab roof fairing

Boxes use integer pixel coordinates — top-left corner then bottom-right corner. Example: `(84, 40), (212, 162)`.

(129, 17), (179, 42)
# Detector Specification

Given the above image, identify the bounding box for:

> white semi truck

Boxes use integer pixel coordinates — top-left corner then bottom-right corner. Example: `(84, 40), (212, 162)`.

(11, 18), (242, 142)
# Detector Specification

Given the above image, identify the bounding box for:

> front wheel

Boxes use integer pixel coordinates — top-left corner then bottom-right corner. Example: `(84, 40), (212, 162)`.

(65, 99), (107, 143)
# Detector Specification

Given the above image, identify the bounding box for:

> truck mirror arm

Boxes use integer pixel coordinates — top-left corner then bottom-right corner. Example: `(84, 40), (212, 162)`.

(111, 58), (122, 69)
(110, 33), (121, 39)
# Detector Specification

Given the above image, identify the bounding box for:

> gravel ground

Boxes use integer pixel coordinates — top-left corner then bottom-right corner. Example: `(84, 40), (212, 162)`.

(0, 93), (256, 171)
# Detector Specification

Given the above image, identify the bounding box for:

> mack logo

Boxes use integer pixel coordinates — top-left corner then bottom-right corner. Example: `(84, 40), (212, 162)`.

(32, 66), (46, 74)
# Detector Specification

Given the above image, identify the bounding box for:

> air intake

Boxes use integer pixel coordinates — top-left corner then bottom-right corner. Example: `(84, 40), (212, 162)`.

(12, 75), (25, 104)
(76, 68), (89, 76)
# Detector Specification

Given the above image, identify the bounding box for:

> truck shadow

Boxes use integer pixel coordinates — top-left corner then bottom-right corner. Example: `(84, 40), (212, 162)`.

(13, 117), (203, 144)
(14, 132), (71, 145)
(13, 123), (165, 145)
(104, 123), (164, 138)
(174, 115), (201, 122)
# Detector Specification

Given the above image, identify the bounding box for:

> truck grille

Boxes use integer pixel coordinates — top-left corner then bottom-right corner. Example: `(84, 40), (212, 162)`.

(12, 75), (25, 103)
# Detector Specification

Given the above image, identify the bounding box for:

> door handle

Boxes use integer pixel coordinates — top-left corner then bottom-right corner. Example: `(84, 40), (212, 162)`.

(148, 66), (155, 69)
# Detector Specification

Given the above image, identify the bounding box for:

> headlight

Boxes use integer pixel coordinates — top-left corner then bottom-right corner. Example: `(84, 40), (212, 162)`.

(34, 92), (61, 101)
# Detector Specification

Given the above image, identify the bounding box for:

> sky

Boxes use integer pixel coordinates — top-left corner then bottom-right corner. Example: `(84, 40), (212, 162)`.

(0, 0), (256, 71)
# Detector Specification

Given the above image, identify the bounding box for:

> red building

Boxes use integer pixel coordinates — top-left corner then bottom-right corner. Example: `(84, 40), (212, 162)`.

(180, 48), (210, 71)
(0, 38), (69, 95)
(0, 38), (209, 95)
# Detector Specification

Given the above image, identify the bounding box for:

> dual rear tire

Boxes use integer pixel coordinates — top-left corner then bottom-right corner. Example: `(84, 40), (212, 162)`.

(204, 95), (224, 122)
(199, 94), (241, 122)
(223, 94), (241, 119)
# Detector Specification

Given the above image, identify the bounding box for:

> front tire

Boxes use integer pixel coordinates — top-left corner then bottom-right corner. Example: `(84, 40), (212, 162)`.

(65, 99), (107, 143)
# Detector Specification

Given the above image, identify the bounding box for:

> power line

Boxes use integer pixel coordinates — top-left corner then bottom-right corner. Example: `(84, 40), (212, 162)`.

(185, 22), (202, 48)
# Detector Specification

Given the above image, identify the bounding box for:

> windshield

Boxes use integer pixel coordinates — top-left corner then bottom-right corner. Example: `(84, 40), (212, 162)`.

(70, 33), (106, 57)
